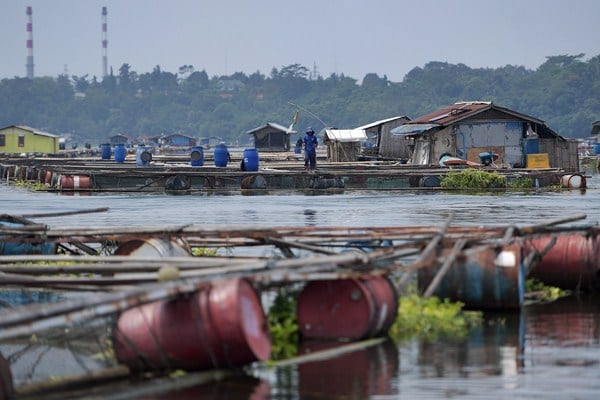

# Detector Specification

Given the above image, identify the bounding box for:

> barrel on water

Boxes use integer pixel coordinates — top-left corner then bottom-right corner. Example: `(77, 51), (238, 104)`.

(114, 144), (126, 163)
(114, 238), (190, 257)
(560, 174), (586, 189)
(59, 175), (91, 190)
(0, 219), (56, 255)
(113, 278), (271, 371)
(100, 143), (111, 160)
(525, 234), (600, 291)
(136, 146), (152, 166)
(417, 243), (525, 309)
(242, 148), (259, 171)
(214, 143), (229, 167)
(594, 143), (600, 155)
(297, 276), (398, 340)
(190, 146), (204, 167)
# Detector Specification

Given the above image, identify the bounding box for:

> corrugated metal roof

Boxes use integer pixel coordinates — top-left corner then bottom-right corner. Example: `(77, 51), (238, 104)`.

(246, 122), (294, 135)
(324, 129), (367, 142)
(6, 125), (59, 138)
(355, 115), (411, 130)
(407, 101), (545, 126)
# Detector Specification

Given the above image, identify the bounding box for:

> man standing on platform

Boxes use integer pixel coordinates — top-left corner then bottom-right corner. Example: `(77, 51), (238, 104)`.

(303, 127), (318, 172)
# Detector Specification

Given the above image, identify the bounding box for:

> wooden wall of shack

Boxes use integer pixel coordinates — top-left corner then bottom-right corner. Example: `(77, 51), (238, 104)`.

(539, 138), (579, 172)
(326, 141), (362, 162)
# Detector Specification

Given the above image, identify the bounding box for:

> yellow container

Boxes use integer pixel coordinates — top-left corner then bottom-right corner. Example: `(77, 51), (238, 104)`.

(526, 153), (550, 169)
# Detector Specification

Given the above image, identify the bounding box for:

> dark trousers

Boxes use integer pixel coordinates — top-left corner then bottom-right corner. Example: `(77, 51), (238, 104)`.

(304, 152), (316, 170)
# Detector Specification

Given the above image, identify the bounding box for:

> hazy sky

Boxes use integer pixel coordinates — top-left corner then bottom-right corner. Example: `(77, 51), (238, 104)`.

(2, 0), (599, 83)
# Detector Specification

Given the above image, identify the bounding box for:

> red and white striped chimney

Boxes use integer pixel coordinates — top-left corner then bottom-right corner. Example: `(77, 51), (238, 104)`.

(102, 6), (108, 77)
(26, 6), (34, 79)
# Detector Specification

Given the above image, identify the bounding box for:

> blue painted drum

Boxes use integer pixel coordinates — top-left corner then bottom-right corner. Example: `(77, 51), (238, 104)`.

(114, 144), (126, 163)
(190, 146), (204, 167)
(214, 143), (229, 167)
(100, 143), (111, 160)
(243, 148), (259, 171)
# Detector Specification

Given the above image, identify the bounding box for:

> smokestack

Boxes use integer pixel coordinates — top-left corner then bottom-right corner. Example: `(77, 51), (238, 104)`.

(102, 6), (108, 77)
(26, 6), (34, 79)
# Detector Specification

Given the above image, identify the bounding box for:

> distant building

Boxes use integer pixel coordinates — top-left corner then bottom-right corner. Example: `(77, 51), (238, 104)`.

(108, 134), (130, 146)
(591, 121), (600, 136)
(246, 123), (293, 152)
(393, 101), (579, 171)
(355, 116), (411, 160)
(0, 125), (60, 154)
(161, 133), (197, 147)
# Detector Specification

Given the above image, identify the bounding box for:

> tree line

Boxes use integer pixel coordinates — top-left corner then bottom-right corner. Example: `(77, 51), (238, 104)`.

(0, 53), (598, 145)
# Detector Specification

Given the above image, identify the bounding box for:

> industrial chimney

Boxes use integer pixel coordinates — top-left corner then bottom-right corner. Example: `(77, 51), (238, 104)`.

(102, 6), (108, 78)
(26, 6), (34, 79)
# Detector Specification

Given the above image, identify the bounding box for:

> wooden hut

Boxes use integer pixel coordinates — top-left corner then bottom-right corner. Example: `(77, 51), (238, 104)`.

(323, 129), (367, 162)
(246, 123), (293, 152)
(395, 101), (579, 171)
(0, 125), (60, 154)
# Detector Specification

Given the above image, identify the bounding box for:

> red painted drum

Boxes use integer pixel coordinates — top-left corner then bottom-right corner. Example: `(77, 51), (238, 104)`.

(59, 175), (91, 190)
(44, 170), (53, 186)
(297, 276), (398, 340)
(113, 278), (271, 371)
(525, 234), (600, 291)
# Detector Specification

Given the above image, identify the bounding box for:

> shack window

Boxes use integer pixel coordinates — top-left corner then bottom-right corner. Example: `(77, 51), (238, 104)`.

(18, 135), (25, 147)
(0, 134), (5, 147)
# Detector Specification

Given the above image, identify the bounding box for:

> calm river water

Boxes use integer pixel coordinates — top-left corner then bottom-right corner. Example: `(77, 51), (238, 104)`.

(1, 175), (599, 399)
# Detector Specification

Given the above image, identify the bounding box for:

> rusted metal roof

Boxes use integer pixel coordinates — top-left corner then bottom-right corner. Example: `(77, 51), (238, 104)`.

(407, 101), (545, 126)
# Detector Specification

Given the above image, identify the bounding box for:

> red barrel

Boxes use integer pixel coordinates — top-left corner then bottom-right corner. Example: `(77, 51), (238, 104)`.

(59, 175), (91, 190)
(113, 278), (271, 371)
(297, 276), (398, 340)
(525, 234), (600, 291)
(44, 170), (53, 186)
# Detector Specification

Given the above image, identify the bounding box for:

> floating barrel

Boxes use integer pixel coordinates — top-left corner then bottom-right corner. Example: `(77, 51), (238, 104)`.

(594, 143), (600, 155)
(525, 234), (600, 291)
(419, 175), (441, 187)
(114, 238), (190, 257)
(417, 243), (525, 309)
(214, 143), (229, 167)
(113, 278), (271, 371)
(297, 276), (398, 340)
(59, 175), (91, 190)
(241, 175), (267, 189)
(114, 144), (126, 163)
(242, 148), (259, 171)
(524, 138), (540, 154)
(0, 220), (56, 255)
(100, 143), (111, 160)
(44, 170), (53, 186)
(136, 146), (153, 166)
(190, 145), (204, 167)
(560, 174), (586, 189)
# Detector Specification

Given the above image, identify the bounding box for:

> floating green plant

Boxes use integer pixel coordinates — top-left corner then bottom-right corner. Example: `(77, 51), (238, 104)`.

(525, 278), (570, 303)
(267, 288), (300, 360)
(388, 294), (483, 341)
(441, 169), (506, 189)
(191, 247), (219, 256)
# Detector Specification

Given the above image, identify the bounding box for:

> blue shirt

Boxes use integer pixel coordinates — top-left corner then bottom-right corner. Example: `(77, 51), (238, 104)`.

(303, 134), (318, 154)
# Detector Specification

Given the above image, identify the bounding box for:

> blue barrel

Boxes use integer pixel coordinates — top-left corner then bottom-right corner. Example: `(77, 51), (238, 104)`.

(594, 143), (600, 155)
(214, 143), (229, 167)
(100, 143), (111, 160)
(136, 146), (152, 166)
(524, 139), (539, 154)
(190, 146), (204, 167)
(114, 144), (126, 163)
(242, 148), (259, 171)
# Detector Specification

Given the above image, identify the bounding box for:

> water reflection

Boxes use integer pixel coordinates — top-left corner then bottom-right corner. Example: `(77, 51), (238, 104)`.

(137, 375), (270, 400)
(296, 339), (399, 398)
(303, 209), (317, 226)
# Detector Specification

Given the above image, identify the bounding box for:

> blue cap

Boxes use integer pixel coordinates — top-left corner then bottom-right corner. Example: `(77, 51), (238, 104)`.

(306, 127), (314, 133)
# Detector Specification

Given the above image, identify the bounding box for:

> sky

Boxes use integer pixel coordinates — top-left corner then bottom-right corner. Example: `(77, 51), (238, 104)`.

(1, 0), (599, 83)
